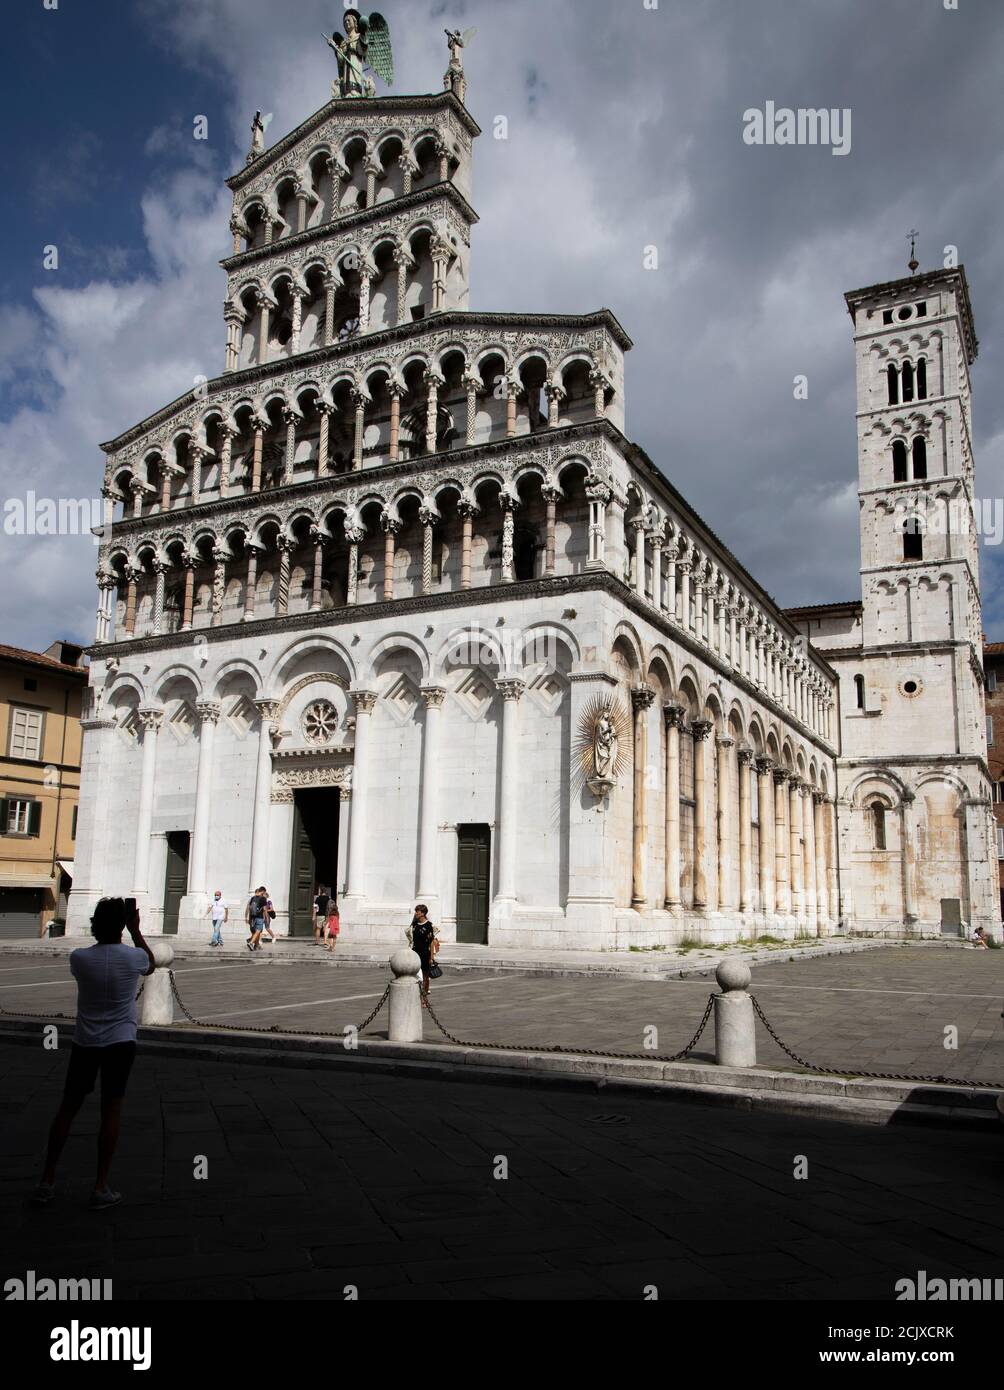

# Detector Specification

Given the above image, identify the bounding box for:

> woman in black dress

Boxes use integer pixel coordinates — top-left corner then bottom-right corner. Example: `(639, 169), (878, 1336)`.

(407, 903), (439, 1005)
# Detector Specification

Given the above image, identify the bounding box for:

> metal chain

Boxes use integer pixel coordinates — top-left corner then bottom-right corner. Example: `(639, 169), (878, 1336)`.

(421, 991), (717, 1062)
(750, 994), (1003, 1090)
(168, 970), (390, 1040)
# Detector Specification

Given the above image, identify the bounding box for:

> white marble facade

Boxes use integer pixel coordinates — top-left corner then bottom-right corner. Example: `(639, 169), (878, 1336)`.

(66, 67), (997, 947)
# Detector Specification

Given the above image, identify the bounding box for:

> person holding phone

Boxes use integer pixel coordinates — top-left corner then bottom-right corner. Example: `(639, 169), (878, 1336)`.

(32, 897), (155, 1210)
(406, 904), (439, 1006)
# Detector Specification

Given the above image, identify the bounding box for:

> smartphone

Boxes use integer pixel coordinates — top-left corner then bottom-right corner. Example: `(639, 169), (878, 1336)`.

(124, 897), (138, 928)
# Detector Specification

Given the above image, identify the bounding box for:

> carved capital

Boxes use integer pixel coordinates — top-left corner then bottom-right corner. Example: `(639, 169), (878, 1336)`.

(631, 686), (656, 712)
(662, 701), (686, 730)
(495, 678), (525, 702)
(138, 706), (164, 734)
(691, 718), (713, 742)
(420, 686), (448, 709)
(195, 699), (222, 725)
(352, 689), (378, 715)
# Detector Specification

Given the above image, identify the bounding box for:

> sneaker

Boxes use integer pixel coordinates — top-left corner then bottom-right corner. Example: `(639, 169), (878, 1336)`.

(89, 1188), (122, 1211)
(30, 1182), (56, 1206)
(246, 941), (255, 953)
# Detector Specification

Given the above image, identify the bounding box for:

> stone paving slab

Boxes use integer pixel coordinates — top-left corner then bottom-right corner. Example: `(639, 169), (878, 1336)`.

(1, 1040), (1002, 1301)
(2, 945), (1001, 1083)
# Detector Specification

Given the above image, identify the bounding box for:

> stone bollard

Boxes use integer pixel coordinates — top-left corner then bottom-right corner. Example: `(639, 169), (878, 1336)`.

(139, 940), (175, 1027)
(713, 958), (756, 1068)
(388, 949), (423, 1042)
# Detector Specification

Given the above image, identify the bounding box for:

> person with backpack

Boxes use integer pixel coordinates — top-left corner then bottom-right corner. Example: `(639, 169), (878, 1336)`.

(312, 885), (330, 946)
(245, 886), (268, 952)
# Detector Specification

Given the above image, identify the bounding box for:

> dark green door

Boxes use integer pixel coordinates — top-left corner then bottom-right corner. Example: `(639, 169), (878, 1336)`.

(288, 789), (340, 936)
(456, 824), (490, 944)
(162, 831), (189, 936)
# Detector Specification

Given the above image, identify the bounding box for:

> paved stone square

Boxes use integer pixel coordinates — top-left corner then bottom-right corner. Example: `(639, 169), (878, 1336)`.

(1, 945), (1001, 1082)
(1, 1038), (1002, 1301)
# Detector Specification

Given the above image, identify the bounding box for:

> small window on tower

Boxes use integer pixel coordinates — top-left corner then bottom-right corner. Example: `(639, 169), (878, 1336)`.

(916, 357), (927, 399)
(887, 363), (899, 405)
(903, 518), (923, 561)
(916, 301), (927, 317)
(854, 673), (865, 709)
(892, 440), (908, 483)
(912, 436), (927, 480)
(882, 310), (894, 325)
(901, 360), (915, 402)
(871, 802), (887, 851)
(897, 306), (911, 321)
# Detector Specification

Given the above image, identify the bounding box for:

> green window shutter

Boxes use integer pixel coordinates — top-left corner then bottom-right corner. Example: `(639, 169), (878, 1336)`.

(28, 801), (42, 836)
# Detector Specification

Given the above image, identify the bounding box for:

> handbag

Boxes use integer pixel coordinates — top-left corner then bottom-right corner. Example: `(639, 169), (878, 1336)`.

(428, 960), (443, 979)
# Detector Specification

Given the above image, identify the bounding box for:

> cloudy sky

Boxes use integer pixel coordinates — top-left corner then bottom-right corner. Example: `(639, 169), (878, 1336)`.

(3, 0), (1004, 651)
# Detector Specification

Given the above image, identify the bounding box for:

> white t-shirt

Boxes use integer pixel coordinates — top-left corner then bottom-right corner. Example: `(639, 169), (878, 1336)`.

(69, 944), (150, 1047)
(211, 900), (227, 922)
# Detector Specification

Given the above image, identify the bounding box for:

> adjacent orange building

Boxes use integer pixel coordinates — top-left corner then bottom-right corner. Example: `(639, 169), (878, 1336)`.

(0, 641), (86, 937)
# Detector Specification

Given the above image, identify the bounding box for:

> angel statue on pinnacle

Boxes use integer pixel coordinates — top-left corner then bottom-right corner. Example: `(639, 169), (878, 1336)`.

(324, 10), (394, 99)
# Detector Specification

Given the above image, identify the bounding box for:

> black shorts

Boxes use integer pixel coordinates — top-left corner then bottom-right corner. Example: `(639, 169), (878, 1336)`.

(63, 1042), (137, 1101)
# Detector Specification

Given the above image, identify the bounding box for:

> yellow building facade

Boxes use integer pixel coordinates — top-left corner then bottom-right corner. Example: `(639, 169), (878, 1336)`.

(0, 641), (86, 937)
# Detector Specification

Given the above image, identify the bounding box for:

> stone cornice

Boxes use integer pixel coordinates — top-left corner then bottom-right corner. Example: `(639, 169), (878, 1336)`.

(228, 91), (481, 191)
(221, 182), (479, 272)
(92, 567), (837, 760)
(844, 265), (977, 364)
(99, 310), (632, 453)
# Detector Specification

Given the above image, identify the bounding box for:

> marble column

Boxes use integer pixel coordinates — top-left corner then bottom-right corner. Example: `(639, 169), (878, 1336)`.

(425, 370), (444, 455)
(826, 796), (839, 922)
(495, 679), (525, 903)
(393, 248), (411, 326)
(357, 266), (373, 333)
(251, 422), (265, 493)
(382, 515), (400, 600)
(650, 537), (663, 609)
(813, 792), (828, 929)
(132, 707), (164, 899)
(803, 784), (817, 932)
(464, 373), (480, 445)
(398, 153), (415, 195)
(679, 561), (691, 630)
(351, 390), (366, 470)
(459, 501), (477, 590)
(901, 789), (917, 925)
(180, 556), (196, 632)
(387, 384), (403, 462)
(774, 768), (790, 916)
(276, 537), (291, 618)
(630, 687), (656, 906)
(123, 566), (139, 637)
(756, 757), (775, 916)
(500, 495), (517, 583)
(737, 746), (753, 913)
(282, 408), (298, 484)
(188, 700), (221, 894)
(317, 402), (335, 475)
(243, 545), (259, 620)
(249, 699), (279, 892)
(211, 546), (227, 627)
(419, 507), (436, 595)
(589, 370), (609, 418)
(585, 481), (610, 569)
(665, 548), (678, 619)
(632, 521), (646, 598)
(345, 524), (364, 605)
(290, 287), (305, 353)
(717, 734), (735, 911)
(543, 485), (561, 577)
(417, 688), (446, 902)
(692, 718), (713, 909)
(255, 289), (274, 364)
(324, 275), (337, 346)
(545, 382), (565, 428)
(788, 779), (804, 922)
(218, 425), (235, 498)
(310, 530), (325, 611)
(505, 381), (521, 439)
(663, 704), (684, 909)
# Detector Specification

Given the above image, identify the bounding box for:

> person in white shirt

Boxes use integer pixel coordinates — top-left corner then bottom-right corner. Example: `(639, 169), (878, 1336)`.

(207, 890), (228, 946)
(32, 898), (154, 1210)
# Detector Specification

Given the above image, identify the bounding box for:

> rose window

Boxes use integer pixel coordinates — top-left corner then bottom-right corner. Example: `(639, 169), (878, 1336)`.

(302, 700), (338, 745)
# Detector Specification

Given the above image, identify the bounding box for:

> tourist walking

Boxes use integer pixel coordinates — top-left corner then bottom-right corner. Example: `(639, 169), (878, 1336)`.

(32, 897), (155, 1210)
(324, 894), (341, 954)
(207, 890), (228, 946)
(246, 886), (268, 951)
(260, 891), (278, 944)
(407, 903), (440, 1005)
(312, 885), (330, 946)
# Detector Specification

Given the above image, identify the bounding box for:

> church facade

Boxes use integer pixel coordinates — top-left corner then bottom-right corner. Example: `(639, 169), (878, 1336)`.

(65, 41), (998, 948)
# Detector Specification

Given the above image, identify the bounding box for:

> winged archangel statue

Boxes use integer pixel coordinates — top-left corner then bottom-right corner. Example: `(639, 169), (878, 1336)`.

(324, 10), (394, 99)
